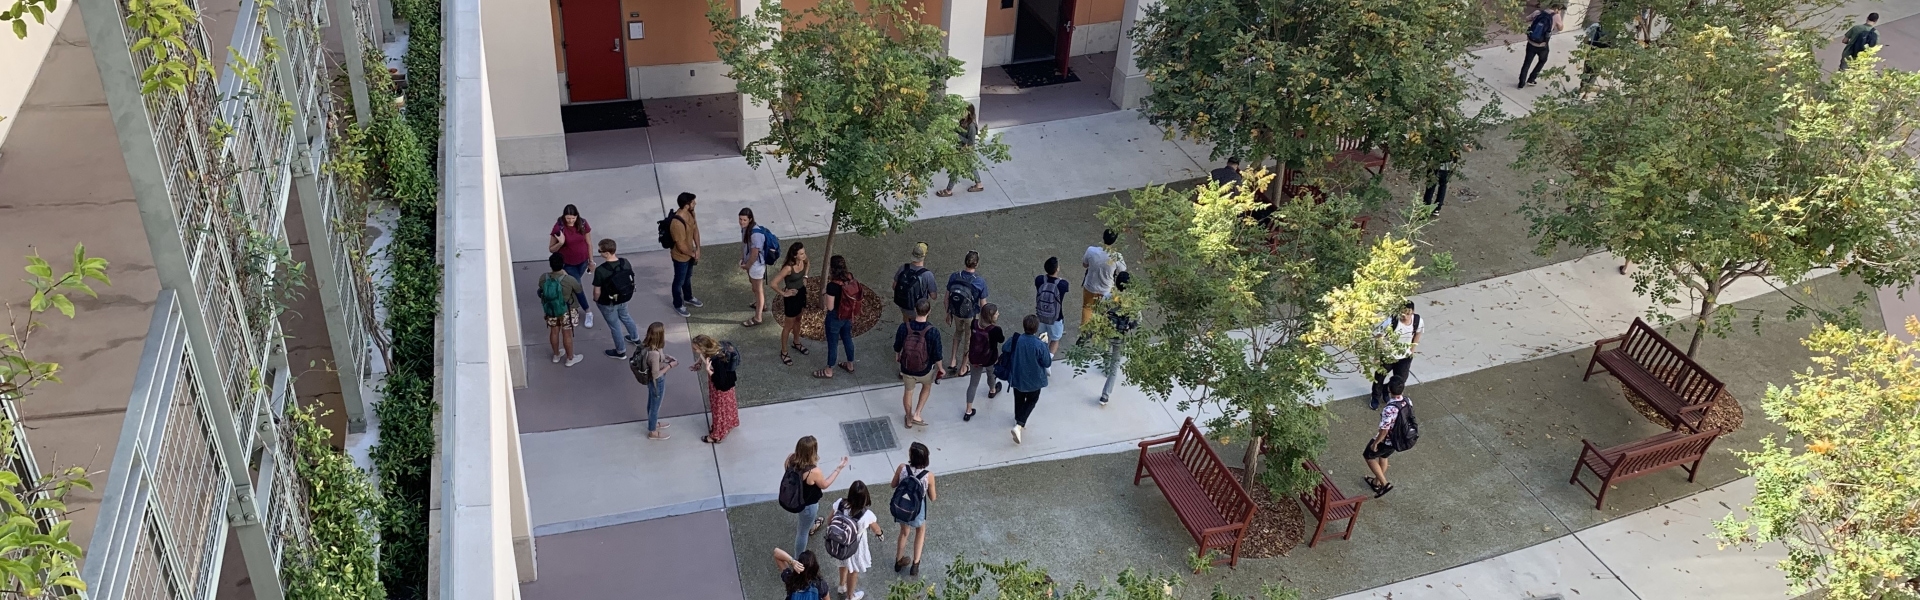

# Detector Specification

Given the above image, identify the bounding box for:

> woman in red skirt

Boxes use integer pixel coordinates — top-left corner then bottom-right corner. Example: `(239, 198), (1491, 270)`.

(693, 334), (741, 443)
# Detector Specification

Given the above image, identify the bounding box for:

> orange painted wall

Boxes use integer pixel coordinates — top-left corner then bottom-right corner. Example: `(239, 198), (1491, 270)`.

(986, 0), (1014, 35)
(986, 0), (1122, 37)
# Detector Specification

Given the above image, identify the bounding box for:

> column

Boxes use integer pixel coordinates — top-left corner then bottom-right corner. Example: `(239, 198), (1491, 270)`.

(482, 0), (570, 174)
(737, 0), (775, 150)
(1109, 0), (1157, 109)
(941, 0), (987, 110)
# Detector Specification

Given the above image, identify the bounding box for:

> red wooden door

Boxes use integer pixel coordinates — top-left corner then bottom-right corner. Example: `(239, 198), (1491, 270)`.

(1053, 0), (1078, 76)
(559, 0), (626, 103)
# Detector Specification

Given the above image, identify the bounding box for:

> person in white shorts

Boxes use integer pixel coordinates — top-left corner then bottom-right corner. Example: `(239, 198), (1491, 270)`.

(740, 208), (769, 327)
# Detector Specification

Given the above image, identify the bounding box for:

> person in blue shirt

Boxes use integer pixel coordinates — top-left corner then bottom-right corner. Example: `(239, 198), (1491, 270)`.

(1003, 314), (1053, 444)
(945, 251), (989, 376)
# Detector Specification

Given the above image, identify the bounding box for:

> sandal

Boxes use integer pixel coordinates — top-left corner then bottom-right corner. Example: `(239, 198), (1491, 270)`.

(791, 343), (810, 355)
(895, 557), (910, 573)
(810, 517), (826, 535)
(1374, 482), (1394, 498)
(812, 368), (835, 379)
(935, 189), (955, 197)
(840, 362), (855, 374)
(741, 318), (762, 328)
(963, 408), (976, 422)
(967, 184), (985, 192)
(701, 435), (722, 444)
(1364, 476), (1382, 493)
(781, 353), (793, 366)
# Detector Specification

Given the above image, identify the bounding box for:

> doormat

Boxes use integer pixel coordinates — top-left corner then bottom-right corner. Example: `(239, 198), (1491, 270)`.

(840, 417), (898, 456)
(1002, 62), (1081, 89)
(561, 99), (649, 133)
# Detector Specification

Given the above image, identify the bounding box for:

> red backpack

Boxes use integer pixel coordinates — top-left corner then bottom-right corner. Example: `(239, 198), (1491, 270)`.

(836, 275), (863, 320)
(968, 321), (999, 366)
(899, 324), (931, 374)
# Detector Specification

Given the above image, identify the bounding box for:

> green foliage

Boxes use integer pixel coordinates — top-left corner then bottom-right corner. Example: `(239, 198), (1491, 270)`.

(1131, 0), (1503, 182)
(123, 0), (212, 95)
(2, 245), (110, 396)
(281, 405), (383, 600)
(1184, 547), (1220, 575)
(393, 0), (442, 156)
(0, 0), (55, 40)
(1075, 173), (1421, 496)
(884, 556), (1185, 600)
(1716, 320), (1920, 600)
(1512, 22), (1920, 357)
(709, 0), (1010, 263)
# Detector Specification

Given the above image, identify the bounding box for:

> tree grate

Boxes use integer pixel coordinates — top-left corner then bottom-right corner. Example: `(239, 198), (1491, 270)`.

(840, 417), (898, 456)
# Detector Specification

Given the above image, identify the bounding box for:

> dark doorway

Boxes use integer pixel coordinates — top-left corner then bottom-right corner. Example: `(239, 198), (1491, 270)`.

(1011, 0), (1062, 65)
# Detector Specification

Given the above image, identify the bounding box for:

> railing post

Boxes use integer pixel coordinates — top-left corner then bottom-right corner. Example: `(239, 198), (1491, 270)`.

(329, 0), (375, 125)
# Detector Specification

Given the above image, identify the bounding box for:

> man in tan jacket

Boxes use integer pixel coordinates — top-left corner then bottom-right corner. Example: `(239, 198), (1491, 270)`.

(669, 192), (703, 317)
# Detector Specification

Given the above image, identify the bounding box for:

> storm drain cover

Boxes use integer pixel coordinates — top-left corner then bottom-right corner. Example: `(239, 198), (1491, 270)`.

(840, 417), (897, 456)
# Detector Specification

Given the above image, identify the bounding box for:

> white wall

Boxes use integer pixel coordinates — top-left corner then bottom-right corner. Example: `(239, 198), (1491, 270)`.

(482, 0), (569, 174)
(0, 0), (74, 147)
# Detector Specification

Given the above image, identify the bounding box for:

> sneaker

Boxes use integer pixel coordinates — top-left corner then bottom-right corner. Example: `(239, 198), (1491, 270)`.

(583, 311), (594, 328)
(626, 336), (640, 345)
(674, 306), (690, 317)
(852, 592), (865, 600)
(686, 297), (704, 308)
(565, 354), (585, 367)
(1517, 81), (1526, 89)
(1099, 395), (1109, 407)
(1011, 425), (1023, 444)
(550, 353), (561, 364)
(605, 349), (627, 359)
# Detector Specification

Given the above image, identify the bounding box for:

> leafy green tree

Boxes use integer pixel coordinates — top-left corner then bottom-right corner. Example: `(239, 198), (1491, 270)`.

(1130, 0), (1502, 190)
(709, 0), (1010, 271)
(1715, 320), (1920, 600)
(1072, 173), (1420, 495)
(1513, 25), (1920, 357)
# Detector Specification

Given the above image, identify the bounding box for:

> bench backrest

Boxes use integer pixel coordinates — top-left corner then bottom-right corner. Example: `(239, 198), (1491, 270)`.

(1167, 418), (1257, 525)
(1615, 428), (1723, 479)
(1620, 318), (1726, 407)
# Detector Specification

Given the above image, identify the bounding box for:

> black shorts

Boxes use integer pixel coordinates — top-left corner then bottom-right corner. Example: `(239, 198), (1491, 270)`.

(783, 294), (807, 318)
(1363, 439), (1397, 460)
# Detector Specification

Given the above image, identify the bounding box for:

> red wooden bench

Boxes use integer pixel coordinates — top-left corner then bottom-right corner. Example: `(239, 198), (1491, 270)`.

(1585, 318), (1726, 432)
(1570, 428), (1723, 509)
(1134, 417), (1257, 570)
(1297, 459), (1368, 547)
(1331, 137), (1389, 179)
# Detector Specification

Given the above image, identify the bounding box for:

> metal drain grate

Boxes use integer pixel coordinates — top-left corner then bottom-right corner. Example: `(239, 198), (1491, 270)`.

(840, 417), (898, 456)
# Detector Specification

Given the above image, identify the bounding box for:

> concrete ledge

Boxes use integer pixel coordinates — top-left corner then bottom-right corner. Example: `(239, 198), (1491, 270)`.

(1109, 72), (1148, 109)
(497, 133), (568, 176)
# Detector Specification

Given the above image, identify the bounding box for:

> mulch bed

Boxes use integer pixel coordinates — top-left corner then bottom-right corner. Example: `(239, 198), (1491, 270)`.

(1224, 467), (1307, 559)
(793, 278), (885, 342)
(1618, 377), (1746, 434)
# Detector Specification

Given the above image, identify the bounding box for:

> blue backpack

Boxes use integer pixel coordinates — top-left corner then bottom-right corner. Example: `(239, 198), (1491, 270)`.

(1526, 10), (1553, 43)
(754, 225), (781, 265)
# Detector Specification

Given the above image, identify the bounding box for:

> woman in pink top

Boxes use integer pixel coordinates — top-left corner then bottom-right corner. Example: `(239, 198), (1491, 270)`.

(548, 205), (595, 327)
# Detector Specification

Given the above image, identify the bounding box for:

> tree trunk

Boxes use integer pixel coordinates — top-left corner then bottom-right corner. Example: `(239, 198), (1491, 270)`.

(1241, 435), (1264, 489)
(1687, 296), (1717, 358)
(817, 206), (842, 278)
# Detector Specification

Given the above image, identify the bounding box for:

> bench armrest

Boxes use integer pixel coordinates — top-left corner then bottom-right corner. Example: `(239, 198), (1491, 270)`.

(1578, 439), (1614, 468)
(1591, 334), (1626, 350)
(1137, 432), (1183, 449)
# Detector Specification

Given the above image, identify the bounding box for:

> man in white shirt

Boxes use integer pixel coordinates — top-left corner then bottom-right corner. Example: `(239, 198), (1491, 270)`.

(1080, 229), (1126, 330)
(1372, 302), (1424, 410)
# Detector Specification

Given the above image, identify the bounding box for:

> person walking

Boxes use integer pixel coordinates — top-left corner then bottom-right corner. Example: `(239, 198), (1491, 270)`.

(1518, 4), (1563, 89)
(1578, 20), (1612, 93)
(1365, 383), (1414, 498)
(892, 242), (937, 323)
(890, 442), (937, 576)
(1209, 157), (1243, 189)
(935, 104), (985, 197)
(548, 204), (596, 328)
(1004, 314), (1053, 444)
(692, 335), (740, 444)
(1080, 229), (1126, 331)
(773, 242), (812, 366)
(963, 303), (1006, 422)
(814, 255), (862, 379)
(943, 251), (988, 376)
(536, 253), (584, 367)
(1841, 13), (1880, 70)
(773, 548), (830, 600)
(785, 436), (848, 552)
(1371, 302), (1425, 410)
(739, 208), (773, 327)
(1421, 138), (1467, 218)
(668, 192), (704, 317)
(590, 239), (642, 359)
(635, 322), (678, 440)
(1034, 257), (1070, 358)
(895, 299), (944, 429)
(831, 482), (885, 600)
(1099, 272), (1136, 406)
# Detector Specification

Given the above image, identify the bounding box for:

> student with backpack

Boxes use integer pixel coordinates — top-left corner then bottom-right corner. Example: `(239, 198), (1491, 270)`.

(1840, 12), (1880, 70)
(781, 436), (849, 553)
(890, 442), (937, 576)
(893, 243), (937, 323)
(548, 204), (596, 328)
(692, 335), (740, 444)
(1518, 4), (1563, 89)
(631, 322), (678, 440)
(827, 481), (884, 600)
(1371, 302), (1425, 410)
(1034, 257), (1070, 358)
(1002, 315), (1053, 444)
(773, 548), (830, 600)
(963, 303), (1006, 422)
(773, 243), (812, 366)
(1365, 382), (1418, 498)
(662, 193), (703, 318)
(944, 251), (988, 376)
(895, 299), (944, 429)
(814, 255), (862, 379)
(590, 239), (642, 359)
(536, 253), (584, 367)
(739, 208), (778, 327)
(1099, 272), (1136, 406)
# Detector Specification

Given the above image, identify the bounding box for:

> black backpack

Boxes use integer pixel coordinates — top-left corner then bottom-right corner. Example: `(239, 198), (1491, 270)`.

(656, 212), (682, 250)
(889, 466), (928, 522)
(777, 467), (808, 513)
(947, 276), (979, 319)
(1526, 10), (1554, 44)
(894, 264), (929, 310)
(601, 259), (636, 305)
(1387, 399), (1420, 450)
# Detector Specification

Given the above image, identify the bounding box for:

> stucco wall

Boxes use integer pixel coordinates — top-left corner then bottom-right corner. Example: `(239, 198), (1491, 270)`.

(0, 0), (73, 146)
(485, 0), (568, 173)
